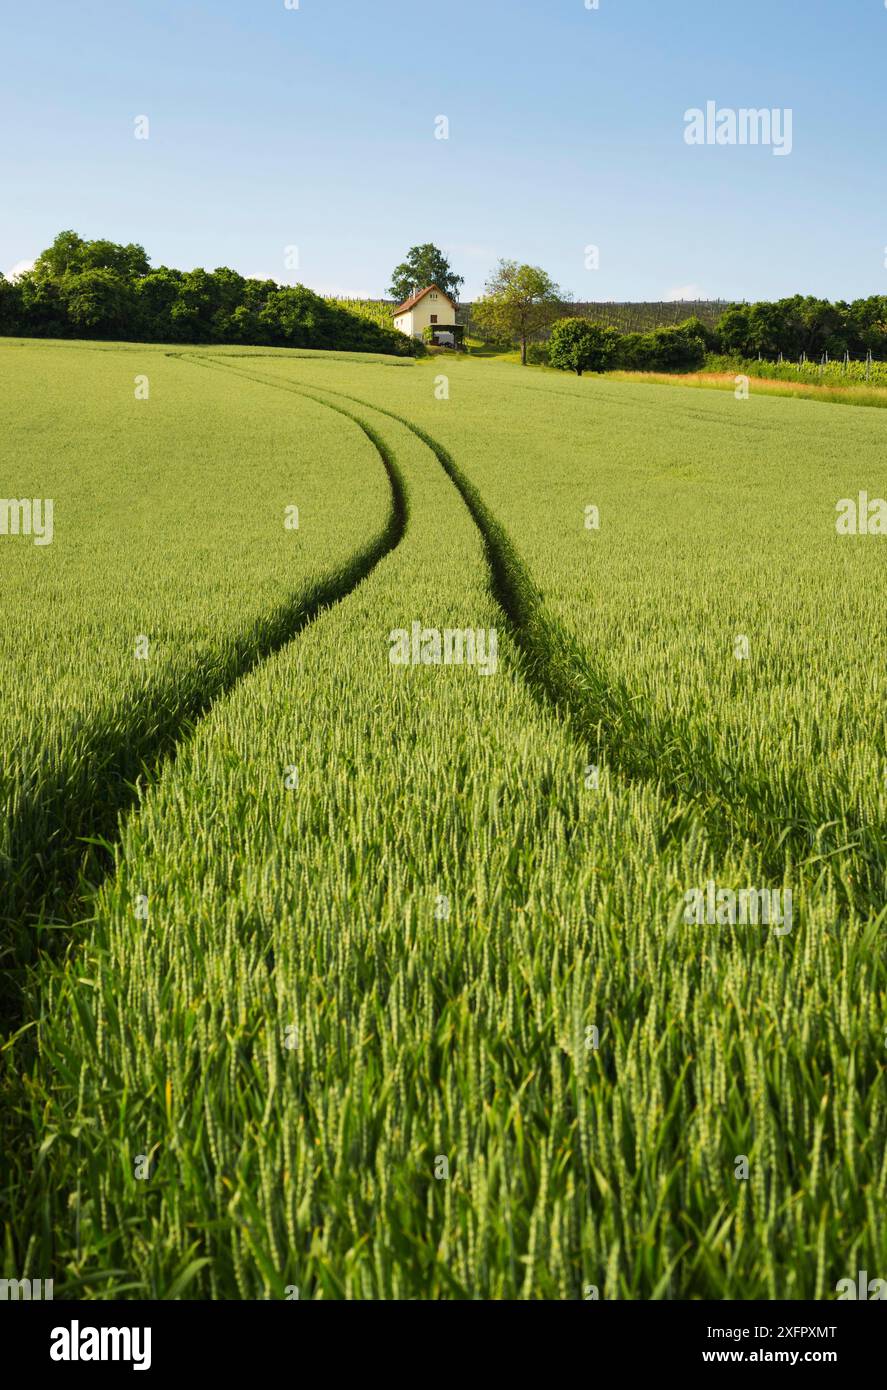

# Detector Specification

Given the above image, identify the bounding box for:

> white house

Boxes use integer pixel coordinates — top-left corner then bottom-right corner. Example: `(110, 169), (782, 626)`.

(393, 284), (459, 344)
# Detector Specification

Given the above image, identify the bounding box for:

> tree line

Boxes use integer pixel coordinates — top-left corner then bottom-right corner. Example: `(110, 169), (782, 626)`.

(713, 296), (887, 361)
(470, 258), (887, 366)
(4, 233), (886, 369)
(544, 296), (887, 377)
(0, 231), (417, 356)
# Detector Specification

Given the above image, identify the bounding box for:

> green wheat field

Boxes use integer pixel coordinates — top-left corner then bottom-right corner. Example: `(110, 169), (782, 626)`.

(1, 337), (885, 1300)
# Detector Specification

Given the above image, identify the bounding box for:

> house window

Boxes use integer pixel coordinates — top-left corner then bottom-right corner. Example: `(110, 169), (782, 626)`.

(431, 292), (438, 299)
(431, 315), (438, 324)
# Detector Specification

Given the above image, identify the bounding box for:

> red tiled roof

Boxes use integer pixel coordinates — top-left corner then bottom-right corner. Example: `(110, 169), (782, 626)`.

(393, 284), (456, 315)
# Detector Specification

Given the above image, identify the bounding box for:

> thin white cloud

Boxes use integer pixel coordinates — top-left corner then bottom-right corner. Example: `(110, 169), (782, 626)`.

(5, 259), (35, 281)
(664, 284), (702, 301)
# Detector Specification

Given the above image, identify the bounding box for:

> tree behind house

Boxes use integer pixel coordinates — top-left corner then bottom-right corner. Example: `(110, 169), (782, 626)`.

(388, 244), (464, 305)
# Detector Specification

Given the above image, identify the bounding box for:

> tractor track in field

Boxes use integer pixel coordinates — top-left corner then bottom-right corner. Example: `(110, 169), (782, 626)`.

(2, 375), (409, 1029)
(192, 357), (883, 915)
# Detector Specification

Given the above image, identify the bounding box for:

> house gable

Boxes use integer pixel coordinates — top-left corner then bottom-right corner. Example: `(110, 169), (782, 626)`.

(393, 285), (457, 339)
(393, 284), (457, 316)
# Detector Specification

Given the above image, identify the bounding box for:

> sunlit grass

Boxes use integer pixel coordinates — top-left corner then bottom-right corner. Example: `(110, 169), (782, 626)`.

(2, 343), (884, 1301)
(605, 367), (887, 409)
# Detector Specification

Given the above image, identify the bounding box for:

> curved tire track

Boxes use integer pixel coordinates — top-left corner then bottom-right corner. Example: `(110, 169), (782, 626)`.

(2, 376), (408, 1025)
(199, 361), (881, 910)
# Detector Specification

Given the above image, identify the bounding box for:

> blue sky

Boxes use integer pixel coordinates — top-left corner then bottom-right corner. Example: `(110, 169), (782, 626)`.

(2, 0), (885, 302)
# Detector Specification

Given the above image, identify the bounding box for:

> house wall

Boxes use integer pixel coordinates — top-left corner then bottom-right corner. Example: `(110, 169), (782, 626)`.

(410, 291), (455, 336)
(394, 292), (456, 339)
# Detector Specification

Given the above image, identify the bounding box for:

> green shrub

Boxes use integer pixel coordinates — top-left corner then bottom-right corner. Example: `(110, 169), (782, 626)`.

(548, 317), (620, 374)
(525, 342), (550, 364)
(614, 320), (707, 372)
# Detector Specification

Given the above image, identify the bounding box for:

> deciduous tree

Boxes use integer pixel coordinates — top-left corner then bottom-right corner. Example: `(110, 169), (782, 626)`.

(389, 244), (463, 305)
(548, 318), (619, 375)
(473, 260), (562, 365)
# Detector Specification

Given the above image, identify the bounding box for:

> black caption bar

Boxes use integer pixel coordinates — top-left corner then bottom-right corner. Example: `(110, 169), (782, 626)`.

(8, 1298), (883, 1376)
